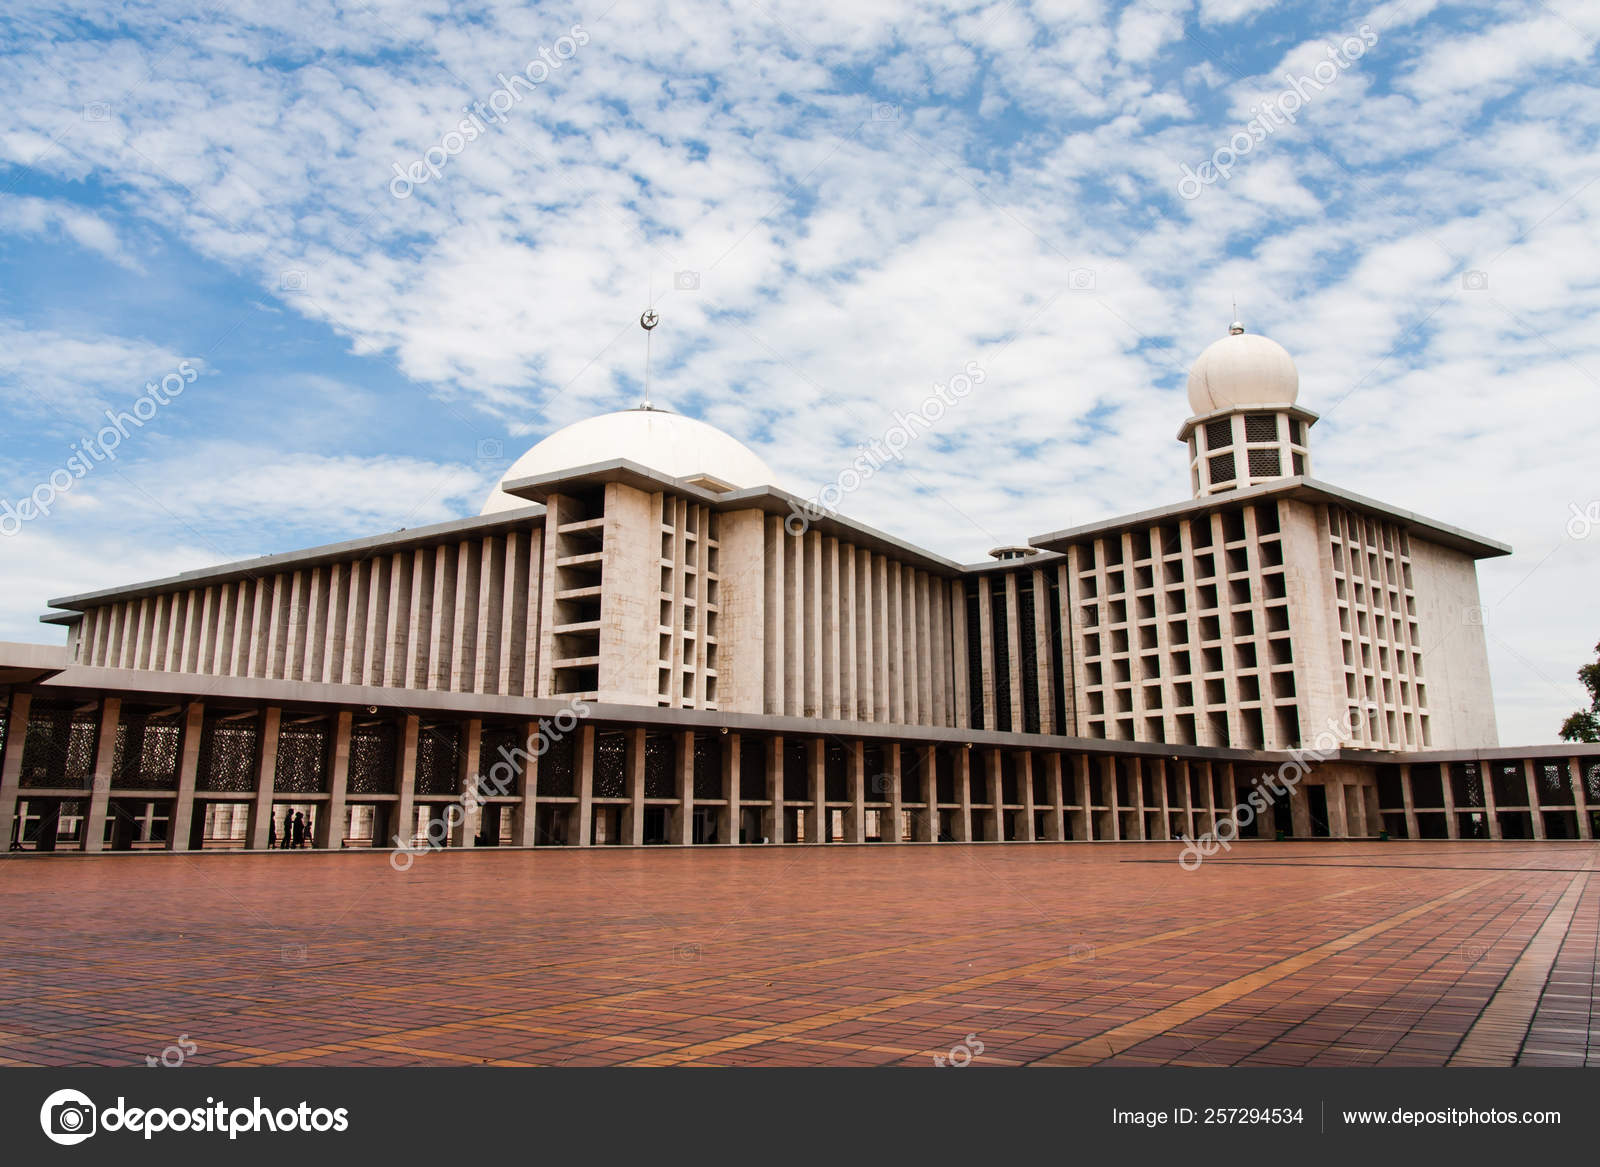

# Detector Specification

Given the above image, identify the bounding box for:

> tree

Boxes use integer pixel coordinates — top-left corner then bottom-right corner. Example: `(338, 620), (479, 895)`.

(1558, 640), (1600, 743)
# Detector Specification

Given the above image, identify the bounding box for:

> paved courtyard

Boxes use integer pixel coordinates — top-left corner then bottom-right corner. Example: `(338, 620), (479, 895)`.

(0, 841), (1595, 1067)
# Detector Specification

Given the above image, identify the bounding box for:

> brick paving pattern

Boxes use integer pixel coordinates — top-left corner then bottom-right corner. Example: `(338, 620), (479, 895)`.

(0, 841), (1593, 1067)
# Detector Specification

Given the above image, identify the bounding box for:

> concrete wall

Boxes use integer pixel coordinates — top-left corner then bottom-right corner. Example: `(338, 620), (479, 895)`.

(597, 483), (659, 705)
(1409, 535), (1499, 748)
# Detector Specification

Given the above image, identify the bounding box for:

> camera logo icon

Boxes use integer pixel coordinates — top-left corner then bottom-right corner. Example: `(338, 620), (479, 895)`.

(873, 102), (899, 120)
(674, 942), (701, 963)
(1068, 267), (1097, 292)
(1460, 269), (1489, 291)
(82, 102), (111, 122)
(40, 1088), (97, 1146)
(673, 270), (699, 291)
(280, 270), (308, 293)
(475, 437), (504, 461)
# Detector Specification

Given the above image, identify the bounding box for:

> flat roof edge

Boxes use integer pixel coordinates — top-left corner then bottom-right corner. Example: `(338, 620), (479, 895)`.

(45, 505), (547, 611)
(1029, 478), (1512, 559)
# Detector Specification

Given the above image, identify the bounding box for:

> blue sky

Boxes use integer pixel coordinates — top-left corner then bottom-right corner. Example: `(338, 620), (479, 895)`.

(0, 0), (1596, 743)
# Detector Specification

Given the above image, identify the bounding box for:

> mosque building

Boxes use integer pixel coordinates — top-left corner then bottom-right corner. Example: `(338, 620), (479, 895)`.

(2, 322), (1595, 853)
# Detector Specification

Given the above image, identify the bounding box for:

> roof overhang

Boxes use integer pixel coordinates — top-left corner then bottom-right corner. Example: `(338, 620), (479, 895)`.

(1028, 476), (1512, 560)
(0, 641), (70, 685)
(29, 664), (1297, 765)
(500, 459), (968, 575)
(44, 505), (547, 614)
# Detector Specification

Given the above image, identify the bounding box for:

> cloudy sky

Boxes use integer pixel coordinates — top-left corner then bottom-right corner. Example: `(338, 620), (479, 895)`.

(0, 0), (1595, 743)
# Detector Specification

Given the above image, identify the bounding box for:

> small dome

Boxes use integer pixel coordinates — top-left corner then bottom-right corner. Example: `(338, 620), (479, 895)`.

(481, 407), (777, 513)
(1186, 327), (1299, 414)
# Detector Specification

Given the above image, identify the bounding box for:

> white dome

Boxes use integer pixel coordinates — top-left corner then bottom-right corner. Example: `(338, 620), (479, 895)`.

(1186, 328), (1299, 414)
(481, 407), (777, 513)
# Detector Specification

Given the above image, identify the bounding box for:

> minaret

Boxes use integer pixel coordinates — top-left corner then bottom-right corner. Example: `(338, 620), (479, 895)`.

(1178, 321), (1317, 497)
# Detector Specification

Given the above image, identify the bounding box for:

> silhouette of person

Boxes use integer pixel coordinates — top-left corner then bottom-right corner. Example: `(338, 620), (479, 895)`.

(280, 810), (292, 849)
(291, 811), (304, 849)
(268, 816), (276, 849)
(304, 815), (315, 849)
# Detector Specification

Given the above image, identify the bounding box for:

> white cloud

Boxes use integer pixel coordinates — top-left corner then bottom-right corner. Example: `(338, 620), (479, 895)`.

(0, 196), (142, 269)
(0, 0), (1595, 742)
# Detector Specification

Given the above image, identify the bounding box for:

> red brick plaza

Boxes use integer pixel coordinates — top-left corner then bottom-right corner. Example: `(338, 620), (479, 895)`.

(1, 841), (1594, 1068)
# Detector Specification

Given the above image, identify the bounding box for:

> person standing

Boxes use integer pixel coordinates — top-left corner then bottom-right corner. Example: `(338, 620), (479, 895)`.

(290, 812), (304, 849)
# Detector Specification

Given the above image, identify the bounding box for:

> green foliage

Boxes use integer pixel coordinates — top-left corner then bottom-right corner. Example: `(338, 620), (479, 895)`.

(1558, 640), (1600, 743)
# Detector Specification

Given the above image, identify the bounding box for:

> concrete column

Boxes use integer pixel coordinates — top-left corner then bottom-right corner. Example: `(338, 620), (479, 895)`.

(1440, 763), (1460, 839)
(932, 576), (951, 727)
(950, 580), (968, 730)
(1289, 780), (1312, 838)
(854, 550), (872, 721)
(822, 539), (841, 720)
(955, 747), (973, 842)
(766, 735), (784, 844)
(1221, 763), (1238, 836)
(1522, 758), (1547, 840)
(575, 723), (596, 846)
(806, 738), (823, 843)
(1004, 574), (1024, 730)
(515, 717), (539, 846)
(1072, 754), (1091, 841)
(1154, 759), (1172, 841)
(915, 745), (938, 842)
(1011, 751), (1033, 841)
(452, 718), (483, 847)
(1326, 781), (1349, 838)
(249, 706), (282, 851)
(1178, 761), (1196, 840)
(0, 692), (32, 850)
(393, 714), (419, 849)
(318, 710), (351, 850)
(671, 731), (693, 845)
(169, 702), (205, 851)
(1482, 763), (1502, 840)
(845, 740), (865, 842)
(1400, 763), (1420, 840)
(1103, 757), (1120, 841)
(1570, 756), (1592, 840)
(917, 571), (934, 723)
(1348, 783), (1368, 838)
(82, 697), (122, 853)
(1130, 758), (1147, 841)
(1202, 761), (1218, 839)
(886, 743), (903, 843)
(622, 727), (646, 845)
(723, 733), (740, 845)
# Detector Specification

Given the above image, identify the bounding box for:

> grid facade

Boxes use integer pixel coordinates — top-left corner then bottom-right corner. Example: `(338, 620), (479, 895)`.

(1327, 506), (1429, 748)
